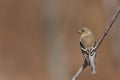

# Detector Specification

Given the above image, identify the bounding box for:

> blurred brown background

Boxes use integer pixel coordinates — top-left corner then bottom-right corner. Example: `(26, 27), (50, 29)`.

(0, 0), (120, 80)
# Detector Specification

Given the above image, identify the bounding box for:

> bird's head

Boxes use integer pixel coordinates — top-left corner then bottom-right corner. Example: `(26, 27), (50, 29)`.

(78, 27), (91, 35)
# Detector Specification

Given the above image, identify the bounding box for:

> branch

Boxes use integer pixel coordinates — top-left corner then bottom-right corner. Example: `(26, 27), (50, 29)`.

(72, 60), (88, 80)
(95, 6), (120, 50)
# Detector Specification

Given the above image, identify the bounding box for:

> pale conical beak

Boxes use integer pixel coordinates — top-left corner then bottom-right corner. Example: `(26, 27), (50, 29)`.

(78, 30), (82, 35)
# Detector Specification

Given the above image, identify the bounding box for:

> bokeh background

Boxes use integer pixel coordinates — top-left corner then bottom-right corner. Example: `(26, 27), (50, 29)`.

(0, 0), (120, 80)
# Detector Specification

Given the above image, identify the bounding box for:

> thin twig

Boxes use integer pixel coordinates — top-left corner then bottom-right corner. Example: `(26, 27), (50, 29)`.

(72, 60), (88, 80)
(95, 6), (120, 50)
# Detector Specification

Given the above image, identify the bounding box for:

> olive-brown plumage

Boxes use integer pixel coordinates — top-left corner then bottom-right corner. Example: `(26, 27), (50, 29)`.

(78, 27), (95, 49)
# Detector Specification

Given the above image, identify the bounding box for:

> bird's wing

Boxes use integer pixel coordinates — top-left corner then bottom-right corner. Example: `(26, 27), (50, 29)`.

(80, 42), (89, 59)
(80, 42), (85, 49)
(93, 42), (96, 47)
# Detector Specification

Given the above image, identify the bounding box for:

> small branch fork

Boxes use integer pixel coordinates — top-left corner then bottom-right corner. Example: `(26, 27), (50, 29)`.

(72, 6), (120, 80)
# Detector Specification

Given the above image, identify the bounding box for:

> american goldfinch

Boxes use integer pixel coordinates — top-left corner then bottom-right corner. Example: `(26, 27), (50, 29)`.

(78, 27), (96, 74)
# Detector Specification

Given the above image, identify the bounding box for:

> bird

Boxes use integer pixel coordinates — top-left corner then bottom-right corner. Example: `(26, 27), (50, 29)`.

(78, 27), (96, 74)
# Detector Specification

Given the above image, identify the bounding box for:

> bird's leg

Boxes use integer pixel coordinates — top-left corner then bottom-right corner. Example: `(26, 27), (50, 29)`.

(72, 60), (88, 80)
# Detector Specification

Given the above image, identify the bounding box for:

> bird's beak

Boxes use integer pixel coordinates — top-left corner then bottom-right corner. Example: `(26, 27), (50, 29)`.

(78, 30), (82, 35)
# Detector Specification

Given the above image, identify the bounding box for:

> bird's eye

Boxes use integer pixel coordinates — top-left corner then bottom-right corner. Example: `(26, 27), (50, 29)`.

(82, 30), (85, 32)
